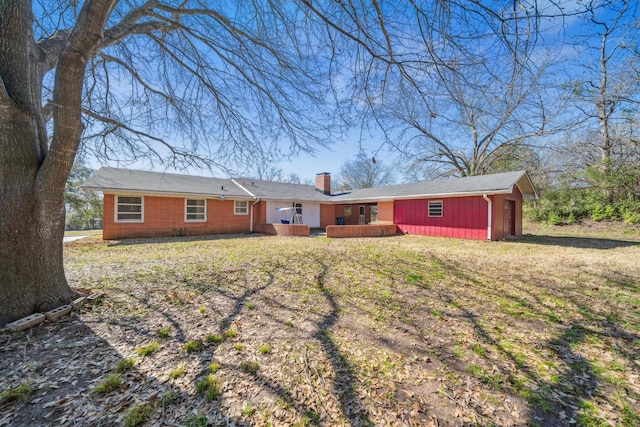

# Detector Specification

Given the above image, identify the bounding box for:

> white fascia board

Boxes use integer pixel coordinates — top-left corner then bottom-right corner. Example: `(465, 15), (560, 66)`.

(231, 179), (257, 199)
(263, 198), (327, 204)
(88, 188), (253, 200)
(331, 189), (515, 204)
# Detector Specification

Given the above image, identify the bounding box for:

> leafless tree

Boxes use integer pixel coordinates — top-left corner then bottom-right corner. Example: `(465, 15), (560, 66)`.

(565, 0), (640, 178)
(393, 57), (567, 179)
(337, 153), (395, 190)
(0, 0), (336, 325)
(250, 164), (303, 184)
(0, 0), (561, 325)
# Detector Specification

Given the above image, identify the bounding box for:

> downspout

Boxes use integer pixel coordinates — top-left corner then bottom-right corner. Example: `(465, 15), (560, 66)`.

(483, 194), (492, 241)
(231, 179), (259, 233)
(250, 199), (260, 233)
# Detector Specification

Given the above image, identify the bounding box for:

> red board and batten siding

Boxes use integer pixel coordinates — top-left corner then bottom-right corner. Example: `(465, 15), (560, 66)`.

(394, 196), (489, 240)
(491, 186), (523, 241)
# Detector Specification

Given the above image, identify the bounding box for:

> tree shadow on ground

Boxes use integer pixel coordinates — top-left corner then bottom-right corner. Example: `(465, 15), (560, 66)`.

(406, 253), (639, 426)
(311, 257), (374, 426)
(337, 242), (638, 426)
(81, 253), (374, 425)
(0, 315), (247, 426)
(515, 234), (639, 249)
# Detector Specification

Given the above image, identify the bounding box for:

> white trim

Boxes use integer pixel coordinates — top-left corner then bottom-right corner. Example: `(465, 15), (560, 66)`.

(185, 198), (207, 222)
(231, 179), (257, 198)
(91, 189), (253, 200)
(115, 195), (144, 223)
(483, 194), (492, 241)
(427, 200), (443, 217)
(234, 200), (249, 215)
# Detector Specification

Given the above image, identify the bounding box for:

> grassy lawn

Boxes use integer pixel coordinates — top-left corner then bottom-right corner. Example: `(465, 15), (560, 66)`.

(63, 229), (102, 237)
(2, 223), (639, 426)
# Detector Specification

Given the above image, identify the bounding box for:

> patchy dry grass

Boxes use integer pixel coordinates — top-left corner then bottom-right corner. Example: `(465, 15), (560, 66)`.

(1, 223), (639, 426)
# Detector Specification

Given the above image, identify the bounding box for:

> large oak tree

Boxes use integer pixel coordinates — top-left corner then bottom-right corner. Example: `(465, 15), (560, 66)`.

(0, 0), (554, 326)
(0, 0), (335, 326)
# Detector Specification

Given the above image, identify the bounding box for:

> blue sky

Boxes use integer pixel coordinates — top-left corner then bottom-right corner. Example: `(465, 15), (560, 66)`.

(78, 0), (638, 184)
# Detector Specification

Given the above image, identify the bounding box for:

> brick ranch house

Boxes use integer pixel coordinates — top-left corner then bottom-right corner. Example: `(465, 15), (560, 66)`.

(82, 168), (537, 241)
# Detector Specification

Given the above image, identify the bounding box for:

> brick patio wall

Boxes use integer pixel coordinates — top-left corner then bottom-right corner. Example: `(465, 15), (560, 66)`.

(326, 224), (398, 238)
(257, 223), (310, 236)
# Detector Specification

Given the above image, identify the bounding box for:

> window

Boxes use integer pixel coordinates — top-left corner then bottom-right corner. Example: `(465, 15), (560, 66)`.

(234, 200), (248, 215)
(428, 200), (443, 217)
(185, 199), (206, 222)
(343, 205), (351, 216)
(116, 196), (143, 222)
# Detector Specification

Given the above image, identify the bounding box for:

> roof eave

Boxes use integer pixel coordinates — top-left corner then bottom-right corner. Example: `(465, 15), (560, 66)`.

(331, 189), (518, 203)
(82, 187), (254, 200)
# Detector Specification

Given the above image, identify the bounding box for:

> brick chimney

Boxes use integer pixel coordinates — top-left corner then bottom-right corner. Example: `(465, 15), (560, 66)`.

(315, 172), (331, 195)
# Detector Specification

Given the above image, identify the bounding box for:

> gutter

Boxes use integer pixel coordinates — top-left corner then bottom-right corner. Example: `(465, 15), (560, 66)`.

(483, 194), (492, 241)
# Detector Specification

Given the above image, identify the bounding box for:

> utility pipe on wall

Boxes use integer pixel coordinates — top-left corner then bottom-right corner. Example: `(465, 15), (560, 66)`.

(482, 194), (492, 241)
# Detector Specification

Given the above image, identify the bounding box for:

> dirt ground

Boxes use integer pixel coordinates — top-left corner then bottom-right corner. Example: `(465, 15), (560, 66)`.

(1, 221), (639, 426)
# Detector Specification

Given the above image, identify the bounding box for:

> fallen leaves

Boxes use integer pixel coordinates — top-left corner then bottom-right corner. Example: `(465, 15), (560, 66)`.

(1, 231), (638, 426)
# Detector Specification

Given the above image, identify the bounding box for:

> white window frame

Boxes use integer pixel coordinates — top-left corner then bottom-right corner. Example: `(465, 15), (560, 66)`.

(234, 200), (249, 215)
(185, 198), (206, 222)
(428, 200), (443, 217)
(115, 195), (144, 223)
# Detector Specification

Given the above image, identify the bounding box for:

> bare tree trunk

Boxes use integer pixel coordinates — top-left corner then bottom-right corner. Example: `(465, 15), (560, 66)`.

(0, 85), (78, 325)
(0, 167), (76, 326)
(598, 32), (612, 179)
(0, 0), (116, 325)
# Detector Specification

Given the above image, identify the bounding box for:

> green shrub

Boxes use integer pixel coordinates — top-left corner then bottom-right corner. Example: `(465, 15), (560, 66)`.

(590, 203), (617, 221)
(114, 358), (135, 373)
(159, 390), (178, 406)
(195, 374), (222, 401)
(183, 340), (203, 353)
(169, 366), (185, 379)
(135, 342), (160, 357)
(619, 197), (640, 224)
(239, 361), (259, 374)
(184, 413), (208, 427)
(157, 327), (172, 338)
(0, 383), (31, 404)
(123, 403), (152, 427)
(92, 374), (121, 395)
(259, 344), (271, 355)
(205, 334), (223, 344)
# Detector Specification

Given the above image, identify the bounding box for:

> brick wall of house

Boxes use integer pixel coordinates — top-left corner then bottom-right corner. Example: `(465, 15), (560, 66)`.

(376, 201), (394, 223)
(326, 224), (398, 238)
(334, 203), (381, 225)
(319, 204), (335, 227)
(103, 194), (251, 240)
(252, 200), (266, 231)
